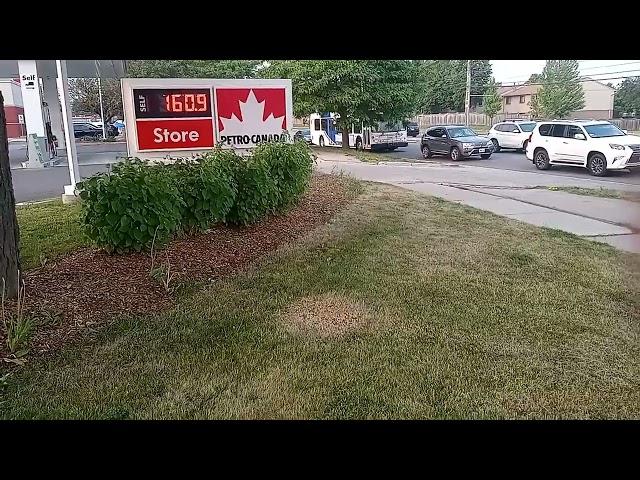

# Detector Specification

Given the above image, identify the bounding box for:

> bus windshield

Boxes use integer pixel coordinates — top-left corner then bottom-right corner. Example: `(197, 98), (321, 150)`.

(372, 120), (404, 132)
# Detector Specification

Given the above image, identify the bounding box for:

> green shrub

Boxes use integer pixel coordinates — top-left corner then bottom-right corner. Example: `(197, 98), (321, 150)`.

(77, 141), (315, 252)
(225, 153), (279, 225)
(254, 141), (314, 209)
(171, 151), (238, 231)
(77, 159), (184, 253)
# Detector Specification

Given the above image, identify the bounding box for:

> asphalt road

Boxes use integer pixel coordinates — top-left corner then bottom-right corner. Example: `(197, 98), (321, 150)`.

(8, 138), (640, 203)
(9, 141), (128, 203)
(390, 140), (640, 186)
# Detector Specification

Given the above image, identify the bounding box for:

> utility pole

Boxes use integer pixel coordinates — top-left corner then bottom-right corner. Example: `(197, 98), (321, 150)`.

(465, 59), (471, 126)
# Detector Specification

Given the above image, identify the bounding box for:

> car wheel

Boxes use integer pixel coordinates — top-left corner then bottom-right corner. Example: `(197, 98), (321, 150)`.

(534, 149), (551, 170)
(587, 153), (608, 176)
(491, 138), (500, 152)
(522, 139), (529, 153)
(480, 154), (492, 159)
(355, 137), (363, 150)
(421, 144), (432, 159)
(319, 136), (325, 147)
(450, 146), (461, 161)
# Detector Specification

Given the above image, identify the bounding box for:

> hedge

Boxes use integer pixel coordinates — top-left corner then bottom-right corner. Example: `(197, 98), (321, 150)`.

(77, 142), (314, 252)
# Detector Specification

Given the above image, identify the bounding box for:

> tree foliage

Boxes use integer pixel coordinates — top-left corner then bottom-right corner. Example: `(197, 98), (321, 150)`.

(260, 61), (419, 148)
(483, 78), (502, 121)
(415, 60), (492, 114)
(534, 60), (585, 119)
(614, 76), (640, 116)
(126, 60), (262, 79)
(69, 78), (123, 123)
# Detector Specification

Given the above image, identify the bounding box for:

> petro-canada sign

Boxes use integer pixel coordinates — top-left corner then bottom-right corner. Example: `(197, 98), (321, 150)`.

(121, 78), (293, 159)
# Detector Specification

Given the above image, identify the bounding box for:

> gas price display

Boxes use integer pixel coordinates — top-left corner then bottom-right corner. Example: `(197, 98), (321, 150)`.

(133, 88), (212, 119)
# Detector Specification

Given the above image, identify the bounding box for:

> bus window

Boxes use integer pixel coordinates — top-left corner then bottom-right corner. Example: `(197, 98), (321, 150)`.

(353, 124), (362, 134)
(314, 118), (321, 131)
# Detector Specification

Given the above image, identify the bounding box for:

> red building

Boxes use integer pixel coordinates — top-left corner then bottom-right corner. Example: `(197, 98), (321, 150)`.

(0, 78), (26, 138)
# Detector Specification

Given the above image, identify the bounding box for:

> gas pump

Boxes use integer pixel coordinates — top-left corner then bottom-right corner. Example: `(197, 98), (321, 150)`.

(23, 84), (57, 167)
(43, 101), (58, 159)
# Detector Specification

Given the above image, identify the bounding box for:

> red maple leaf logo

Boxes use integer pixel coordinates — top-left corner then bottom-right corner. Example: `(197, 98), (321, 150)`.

(216, 88), (286, 132)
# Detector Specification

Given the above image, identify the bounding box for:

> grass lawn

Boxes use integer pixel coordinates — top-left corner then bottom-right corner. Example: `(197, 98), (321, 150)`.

(546, 186), (640, 203)
(16, 201), (89, 270)
(2, 181), (639, 419)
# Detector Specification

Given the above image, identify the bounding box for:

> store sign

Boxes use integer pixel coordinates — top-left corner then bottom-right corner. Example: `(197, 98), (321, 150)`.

(122, 79), (293, 159)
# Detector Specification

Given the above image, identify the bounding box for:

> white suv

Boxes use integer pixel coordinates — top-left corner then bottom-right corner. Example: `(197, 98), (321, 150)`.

(488, 120), (537, 152)
(525, 120), (640, 176)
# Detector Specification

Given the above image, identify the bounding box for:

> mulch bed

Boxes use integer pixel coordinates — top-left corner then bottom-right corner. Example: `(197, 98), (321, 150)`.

(0, 174), (354, 363)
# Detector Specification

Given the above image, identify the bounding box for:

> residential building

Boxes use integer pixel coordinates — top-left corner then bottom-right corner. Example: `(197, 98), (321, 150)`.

(0, 78), (25, 138)
(498, 77), (615, 119)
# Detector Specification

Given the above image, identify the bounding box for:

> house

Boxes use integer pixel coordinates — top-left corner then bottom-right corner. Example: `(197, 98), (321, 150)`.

(499, 77), (615, 119)
(0, 78), (25, 138)
(500, 84), (539, 118)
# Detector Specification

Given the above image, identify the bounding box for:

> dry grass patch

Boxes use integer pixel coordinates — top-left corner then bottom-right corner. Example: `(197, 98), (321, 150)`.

(281, 292), (372, 338)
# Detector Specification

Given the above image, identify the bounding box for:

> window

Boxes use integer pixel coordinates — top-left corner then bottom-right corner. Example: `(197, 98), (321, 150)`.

(519, 95), (526, 104)
(352, 124), (362, 134)
(505, 97), (512, 105)
(538, 124), (553, 136)
(518, 122), (536, 133)
(550, 124), (567, 138)
(448, 127), (477, 138)
(314, 119), (321, 131)
(566, 125), (585, 139)
(496, 124), (508, 132)
(428, 128), (445, 137)
(583, 123), (625, 138)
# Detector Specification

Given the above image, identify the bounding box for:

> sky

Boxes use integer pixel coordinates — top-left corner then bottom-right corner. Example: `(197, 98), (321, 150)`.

(490, 60), (640, 86)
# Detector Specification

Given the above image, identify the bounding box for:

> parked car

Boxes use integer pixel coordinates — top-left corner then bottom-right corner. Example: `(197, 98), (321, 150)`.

(294, 128), (312, 144)
(488, 120), (537, 152)
(526, 120), (640, 176)
(406, 122), (420, 137)
(421, 125), (494, 161)
(73, 123), (104, 140)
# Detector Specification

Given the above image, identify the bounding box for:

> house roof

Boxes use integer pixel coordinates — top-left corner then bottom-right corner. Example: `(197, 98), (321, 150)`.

(581, 77), (615, 90)
(501, 84), (541, 97)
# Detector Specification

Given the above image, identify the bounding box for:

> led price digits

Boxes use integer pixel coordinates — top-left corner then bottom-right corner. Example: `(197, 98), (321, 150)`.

(164, 94), (208, 113)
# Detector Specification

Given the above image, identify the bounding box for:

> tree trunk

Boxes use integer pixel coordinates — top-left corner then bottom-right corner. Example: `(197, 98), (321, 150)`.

(341, 126), (350, 151)
(0, 92), (21, 299)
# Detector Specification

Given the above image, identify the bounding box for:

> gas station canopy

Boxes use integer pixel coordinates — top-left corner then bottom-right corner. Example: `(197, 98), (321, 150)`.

(1, 59), (128, 201)
(0, 60), (127, 79)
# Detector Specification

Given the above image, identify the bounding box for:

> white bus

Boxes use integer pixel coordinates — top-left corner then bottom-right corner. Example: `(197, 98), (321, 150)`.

(309, 113), (408, 151)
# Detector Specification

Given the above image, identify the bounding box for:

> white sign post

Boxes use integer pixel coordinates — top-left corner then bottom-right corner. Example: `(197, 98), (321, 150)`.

(56, 60), (81, 202)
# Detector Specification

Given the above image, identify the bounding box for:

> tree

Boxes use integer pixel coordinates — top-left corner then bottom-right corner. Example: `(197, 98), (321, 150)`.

(415, 60), (492, 113)
(69, 78), (123, 124)
(527, 73), (542, 84)
(469, 60), (493, 109)
(260, 60), (420, 150)
(0, 92), (20, 299)
(529, 94), (543, 119)
(126, 60), (262, 79)
(483, 78), (502, 123)
(534, 60), (585, 119)
(614, 76), (640, 116)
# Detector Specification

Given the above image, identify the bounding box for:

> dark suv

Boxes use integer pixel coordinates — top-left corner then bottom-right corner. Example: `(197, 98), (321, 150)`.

(406, 122), (420, 137)
(420, 125), (494, 161)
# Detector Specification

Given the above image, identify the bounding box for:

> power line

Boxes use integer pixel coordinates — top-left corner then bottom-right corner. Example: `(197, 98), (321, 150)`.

(578, 61), (640, 71)
(496, 62), (640, 83)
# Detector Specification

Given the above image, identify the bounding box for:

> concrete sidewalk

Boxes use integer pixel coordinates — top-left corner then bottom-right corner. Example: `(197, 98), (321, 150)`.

(315, 152), (640, 254)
